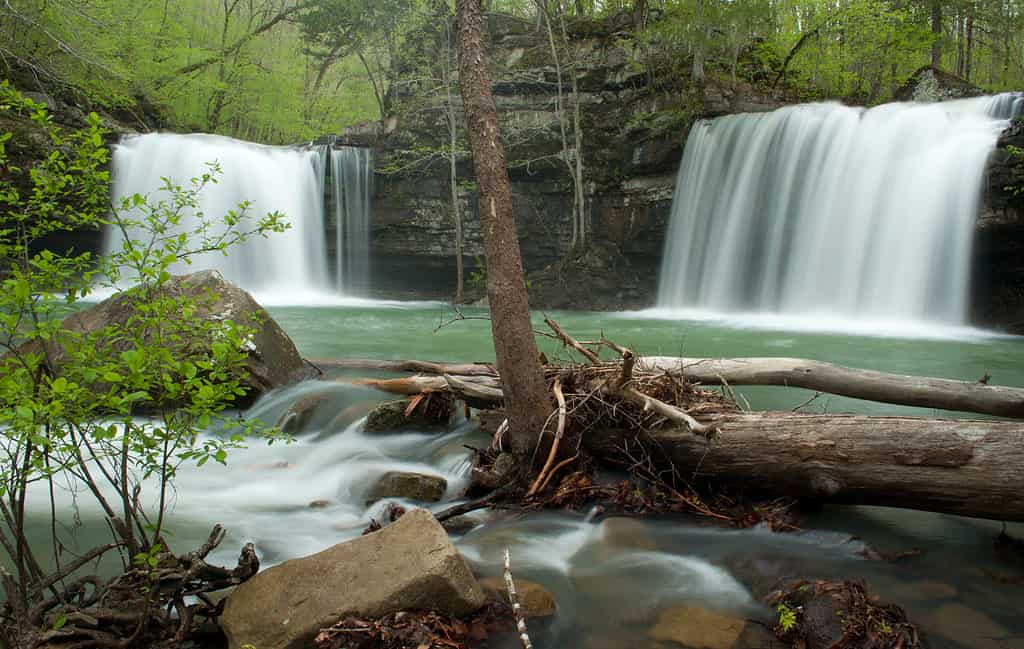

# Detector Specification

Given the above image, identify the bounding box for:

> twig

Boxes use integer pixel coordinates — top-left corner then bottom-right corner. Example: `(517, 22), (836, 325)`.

(527, 377), (567, 496)
(545, 315), (600, 364)
(503, 549), (533, 649)
(537, 453), (578, 493)
(793, 391), (824, 412)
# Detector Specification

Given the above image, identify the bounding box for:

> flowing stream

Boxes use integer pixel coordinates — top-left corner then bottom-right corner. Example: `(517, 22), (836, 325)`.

(657, 95), (1020, 328)
(30, 305), (1024, 649)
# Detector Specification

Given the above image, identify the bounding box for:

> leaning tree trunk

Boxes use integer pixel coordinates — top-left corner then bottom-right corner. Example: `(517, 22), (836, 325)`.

(585, 412), (1024, 522)
(455, 0), (550, 463)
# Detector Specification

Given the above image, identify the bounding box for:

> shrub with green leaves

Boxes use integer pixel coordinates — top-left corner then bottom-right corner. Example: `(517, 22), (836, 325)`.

(0, 80), (289, 647)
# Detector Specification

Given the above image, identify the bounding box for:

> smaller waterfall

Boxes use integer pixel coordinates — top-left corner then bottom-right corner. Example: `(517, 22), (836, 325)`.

(107, 133), (330, 302)
(329, 147), (373, 295)
(983, 92), (1024, 119)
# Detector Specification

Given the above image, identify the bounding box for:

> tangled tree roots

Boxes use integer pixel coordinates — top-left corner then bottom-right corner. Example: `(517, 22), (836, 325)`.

(4, 525), (258, 649)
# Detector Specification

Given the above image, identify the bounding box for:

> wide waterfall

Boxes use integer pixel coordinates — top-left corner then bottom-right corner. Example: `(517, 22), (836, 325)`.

(329, 147), (373, 294)
(107, 133), (330, 302)
(656, 95), (1019, 328)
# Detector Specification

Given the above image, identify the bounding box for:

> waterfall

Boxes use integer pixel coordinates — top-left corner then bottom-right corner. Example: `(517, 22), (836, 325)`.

(656, 95), (1017, 327)
(983, 92), (1024, 119)
(329, 147), (373, 295)
(107, 133), (330, 303)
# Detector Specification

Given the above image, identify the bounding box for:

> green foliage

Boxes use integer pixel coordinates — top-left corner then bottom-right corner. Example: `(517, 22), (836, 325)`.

(469, 256), (487, 290)
(777, 602), (798, 632)
(0, 82), (288, 639)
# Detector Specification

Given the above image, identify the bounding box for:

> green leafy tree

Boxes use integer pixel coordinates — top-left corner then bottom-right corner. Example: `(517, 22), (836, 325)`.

(0, 81), (288, 648)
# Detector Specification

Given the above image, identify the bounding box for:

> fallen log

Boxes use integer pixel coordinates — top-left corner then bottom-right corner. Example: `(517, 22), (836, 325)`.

(638, 356), (1024, 419)
(585, 412), (1024, 522)
(342, 374), (503, 409)
(325, 355), (1024, 420)
(310, 358), (497, 376)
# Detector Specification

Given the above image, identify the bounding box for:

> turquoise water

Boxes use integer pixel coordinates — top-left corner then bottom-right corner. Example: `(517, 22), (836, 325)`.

(270, 303), (1024, 416)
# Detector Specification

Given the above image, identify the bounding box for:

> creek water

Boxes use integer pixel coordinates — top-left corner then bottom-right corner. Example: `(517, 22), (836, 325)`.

(33, 305), (1024, 649)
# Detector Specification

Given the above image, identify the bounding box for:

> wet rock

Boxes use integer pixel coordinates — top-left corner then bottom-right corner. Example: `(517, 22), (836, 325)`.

(800, 592), (846, 649)
(277, 393), (329, 433)
(733, 622), (777, 648)
(366, 471), (447, 503)
(364, 397), (451, 433)
(441, 515), (480, 535)
(925, 603), (1011, 649)
(16, 270), (315, 408)
(221, 508), (484, 649)
(472, 452), (516, 491)
(648, 604), (747, 649)
(600, 517), (658, 551)
(479, 577), (557, 619)
(308, 499), (332, 509)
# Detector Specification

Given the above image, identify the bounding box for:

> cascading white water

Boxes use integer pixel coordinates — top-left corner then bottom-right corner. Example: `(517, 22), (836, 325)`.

(656, 95), (1018, 327)
(984, 91), (1024, 119)
(107, 133), (330, 302)
(330, 147), (373, 294)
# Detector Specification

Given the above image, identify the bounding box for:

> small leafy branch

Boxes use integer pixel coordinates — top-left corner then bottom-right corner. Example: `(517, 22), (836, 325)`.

(0, 80), (288, 648)
(776, 602), (799, 632)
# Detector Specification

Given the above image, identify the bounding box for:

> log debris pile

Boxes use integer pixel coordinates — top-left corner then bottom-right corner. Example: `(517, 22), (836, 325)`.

(323, 318), (1024, 524)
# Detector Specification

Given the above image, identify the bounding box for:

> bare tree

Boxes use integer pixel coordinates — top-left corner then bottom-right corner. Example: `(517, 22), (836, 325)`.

(456, 0), (550, 466)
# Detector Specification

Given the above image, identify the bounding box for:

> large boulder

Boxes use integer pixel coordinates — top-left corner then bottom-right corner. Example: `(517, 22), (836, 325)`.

(220, 508), (485, 649)
(36, 270), (315, 407)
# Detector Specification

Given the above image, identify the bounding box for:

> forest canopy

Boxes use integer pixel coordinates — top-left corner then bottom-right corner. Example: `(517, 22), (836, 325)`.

(1, 0), (1021, 144)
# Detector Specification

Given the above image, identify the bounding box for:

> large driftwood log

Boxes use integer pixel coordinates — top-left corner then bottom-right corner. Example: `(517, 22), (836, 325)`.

(320, 356), (1024, 420)
(638, 357), (1024, 419)
(586, 413), (1024, 522)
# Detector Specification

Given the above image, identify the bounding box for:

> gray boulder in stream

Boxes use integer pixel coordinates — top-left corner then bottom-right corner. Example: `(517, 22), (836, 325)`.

(30, 270), (315, 407)
(366, 470), (448, 503)
(220, 508), (485, 649)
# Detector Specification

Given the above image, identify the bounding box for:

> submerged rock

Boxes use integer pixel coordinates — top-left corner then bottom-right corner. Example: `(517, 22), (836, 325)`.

(479, 577), (557, 619)
(366, 471), (448, 503)
(925, 603), (1011, 649)
(221, 508), (484, 649)
(277, 393), (330, 433)
(600, 517), (659, 552)
(648, 604), (747, 649)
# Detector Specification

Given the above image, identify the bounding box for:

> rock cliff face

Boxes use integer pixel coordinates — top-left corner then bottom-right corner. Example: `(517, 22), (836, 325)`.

(347, 16), (1024, 328)
(345, 13), (788, 308)
(975, 119), (1024, 333)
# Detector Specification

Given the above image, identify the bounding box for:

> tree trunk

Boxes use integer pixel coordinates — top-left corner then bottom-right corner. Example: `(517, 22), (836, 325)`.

(443, 20), (464, 303)
(965, 12), (973, 82)
(931, 0), (942, 68)
(455, 0), (550, 462)
(585, 412), (1024, 522)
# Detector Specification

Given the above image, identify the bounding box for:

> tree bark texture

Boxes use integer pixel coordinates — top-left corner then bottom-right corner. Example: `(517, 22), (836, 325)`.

(638, 357), (1024, 419)
(455, 0), (550, 460)
(585, 413), (1024, 522)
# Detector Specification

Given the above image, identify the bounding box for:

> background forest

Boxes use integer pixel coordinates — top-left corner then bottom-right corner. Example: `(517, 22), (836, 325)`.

(2, 0), (1023, 144)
